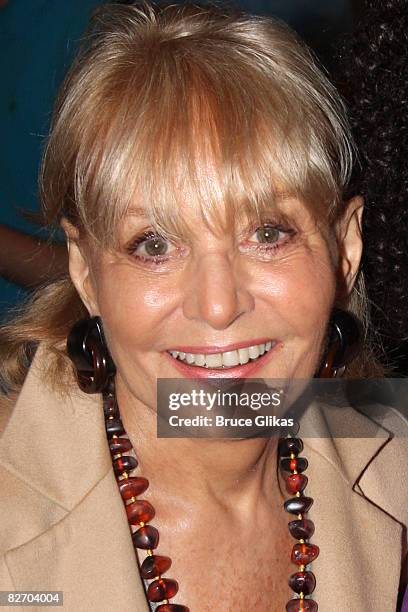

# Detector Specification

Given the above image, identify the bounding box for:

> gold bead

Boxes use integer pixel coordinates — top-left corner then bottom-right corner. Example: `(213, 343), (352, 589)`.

(113, 453), (122, 460)
(129, 496), (137, 503)
(139, 521), (145, 527)
(299, 538), (305, 544)
(297, 513), (302, 519)
(146, 549), (153, 556)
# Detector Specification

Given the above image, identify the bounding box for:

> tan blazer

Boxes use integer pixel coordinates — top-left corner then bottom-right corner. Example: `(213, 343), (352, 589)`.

(0, 348), (407, 611)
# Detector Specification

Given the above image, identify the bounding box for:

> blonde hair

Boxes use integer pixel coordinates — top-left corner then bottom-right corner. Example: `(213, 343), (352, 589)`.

(0, 1), (386, 392)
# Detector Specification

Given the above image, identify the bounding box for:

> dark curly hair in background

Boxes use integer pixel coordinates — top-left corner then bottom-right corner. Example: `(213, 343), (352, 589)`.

(338, 0), (408, 373)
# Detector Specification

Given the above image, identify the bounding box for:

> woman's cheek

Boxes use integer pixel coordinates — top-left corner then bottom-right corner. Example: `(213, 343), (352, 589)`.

(251, 250), (335, 377)
(252, 245), (336, 315)
(94, 262), (178, 349)
(286, 255), (336, 373)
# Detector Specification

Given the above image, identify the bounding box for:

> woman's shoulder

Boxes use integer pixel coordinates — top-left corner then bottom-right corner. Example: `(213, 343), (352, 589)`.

(303, 394), (408, 521)
(0, 349), (111, 552)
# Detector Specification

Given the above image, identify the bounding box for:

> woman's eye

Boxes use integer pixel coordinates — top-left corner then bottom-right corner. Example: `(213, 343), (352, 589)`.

(126, 231), (177, 262)
(250, 223), (295, 245)
(139, 236), (170, 256)
(253, 225), (282, 244)
(239, 221), (296, 256)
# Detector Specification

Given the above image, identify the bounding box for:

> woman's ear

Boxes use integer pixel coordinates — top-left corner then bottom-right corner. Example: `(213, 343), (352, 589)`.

(60, 218), (99, 315)
(335, 195), (364, 300)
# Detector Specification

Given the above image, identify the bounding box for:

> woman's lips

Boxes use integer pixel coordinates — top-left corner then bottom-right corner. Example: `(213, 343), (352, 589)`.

(163, 342), (280, 379)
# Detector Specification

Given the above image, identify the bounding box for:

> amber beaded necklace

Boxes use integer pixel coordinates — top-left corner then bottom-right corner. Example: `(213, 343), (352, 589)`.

(103, 385), (319, 612)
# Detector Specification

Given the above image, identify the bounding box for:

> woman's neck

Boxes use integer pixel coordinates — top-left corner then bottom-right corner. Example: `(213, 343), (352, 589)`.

(115, 378), (284, 523)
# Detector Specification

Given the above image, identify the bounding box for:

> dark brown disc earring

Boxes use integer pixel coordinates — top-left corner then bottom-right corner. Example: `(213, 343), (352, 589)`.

(66, 316), (116, 393)
(317, 308), (361, 378)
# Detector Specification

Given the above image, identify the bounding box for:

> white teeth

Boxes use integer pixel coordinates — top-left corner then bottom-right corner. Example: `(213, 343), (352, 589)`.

(238, 348), (250, 365)
(168, 340), (276, 369)
(222, 350), (240, 367)
(248, 345), (260, 360)
(205, 353), (223, 368)
(194, 354), (206, 366)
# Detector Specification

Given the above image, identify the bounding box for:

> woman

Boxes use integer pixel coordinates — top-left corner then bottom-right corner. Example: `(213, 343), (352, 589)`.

(0, 3), (406, 611)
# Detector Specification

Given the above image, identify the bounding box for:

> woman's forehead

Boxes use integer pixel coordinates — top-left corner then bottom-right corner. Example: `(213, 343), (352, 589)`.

(64, 50), (345, 246)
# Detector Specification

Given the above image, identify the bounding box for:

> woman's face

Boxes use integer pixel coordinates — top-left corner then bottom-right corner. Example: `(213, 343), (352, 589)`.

(66, 192), (362, 410)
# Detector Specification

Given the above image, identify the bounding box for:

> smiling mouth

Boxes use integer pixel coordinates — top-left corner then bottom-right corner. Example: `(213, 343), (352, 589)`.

(166, 340), (277, 369)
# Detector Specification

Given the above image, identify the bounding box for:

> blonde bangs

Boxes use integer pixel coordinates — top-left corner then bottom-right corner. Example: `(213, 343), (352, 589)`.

(40, 3), (353, 247)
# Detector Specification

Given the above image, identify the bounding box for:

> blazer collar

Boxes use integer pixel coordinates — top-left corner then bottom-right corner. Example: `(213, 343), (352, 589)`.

(0, 346), (150, 610)
(0, 345), (110, 511)
(300, 400), (407, 610)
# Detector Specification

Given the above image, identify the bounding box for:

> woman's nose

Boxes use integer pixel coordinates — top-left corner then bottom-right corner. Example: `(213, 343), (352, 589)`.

(182, 253), (254, 330)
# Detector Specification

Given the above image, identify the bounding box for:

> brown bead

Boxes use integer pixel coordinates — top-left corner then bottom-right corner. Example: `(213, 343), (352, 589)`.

(126, 499), (155, 524)
(113, 455), (138, 476)
(286, 474), (308, 495)
(291, 543), (320, 566)
(288, 519), (315, 540)
(284, 496), (313, 515)
(279, 438), (304, 457)
(105, 418), (124, 438)
(288, 571), (316, 595)
(104, 379), (116, 395)
(156, 606), (190, 612)
(103, 395), (118, 418)
(147, 578), (178, 602)
(280, 457), (308, 473)
(109, 437), (133, 455)
(140, 555), (172, 579)
(118, 476), (149, 499)
(132, 525), (159, 549)
(286, 599), (318, 612)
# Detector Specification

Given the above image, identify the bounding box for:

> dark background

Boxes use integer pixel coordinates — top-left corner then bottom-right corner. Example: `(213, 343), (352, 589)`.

(0, 0), (361, 318)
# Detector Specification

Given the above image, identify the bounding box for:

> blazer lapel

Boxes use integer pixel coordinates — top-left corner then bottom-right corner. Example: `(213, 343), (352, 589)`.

(303, 400), (406, 611)
(0, 347), (150, 611)
(4, 470), (150, 611)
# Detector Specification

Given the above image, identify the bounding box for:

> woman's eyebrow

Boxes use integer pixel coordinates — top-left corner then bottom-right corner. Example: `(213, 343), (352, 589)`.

(273, 190), (296, 203)
(126, 206), (148, 218)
